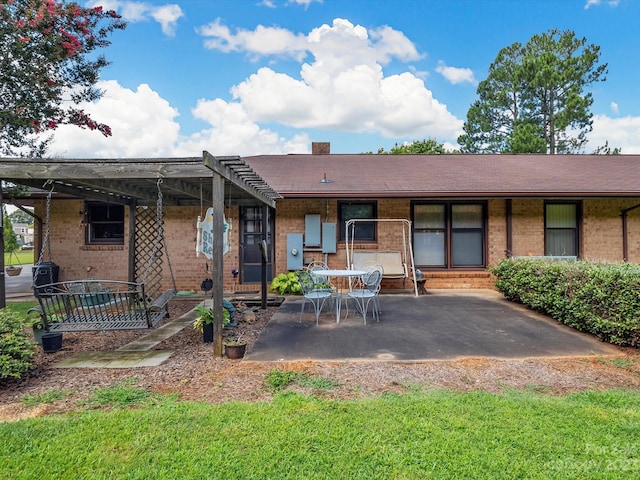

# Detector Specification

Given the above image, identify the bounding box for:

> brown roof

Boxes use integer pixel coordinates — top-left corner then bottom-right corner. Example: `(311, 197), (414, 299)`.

(244, 154), (640, 198)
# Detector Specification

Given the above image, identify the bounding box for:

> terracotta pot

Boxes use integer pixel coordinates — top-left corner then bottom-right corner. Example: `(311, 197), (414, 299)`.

(224, 343), (246, 359)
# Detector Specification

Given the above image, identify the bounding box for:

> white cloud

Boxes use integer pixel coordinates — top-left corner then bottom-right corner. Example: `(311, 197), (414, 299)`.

(585, 0), (620, 9)
(287, 0), (322, 6)
(200, 18), (459, 140)
(49, 81), (181, 158)
(199, 19), (308, 61)
(259, 0), (322, 5)
(177, 98), (311, 155)
(200, 18), (422, 65)
(610, 102), (619, 114)
(86, 1), (184, 36)
(51, 17), (469, 157)
(435, 61), (477, 85)
(49, 81), (310, 157)
(586, 114), (640, 153)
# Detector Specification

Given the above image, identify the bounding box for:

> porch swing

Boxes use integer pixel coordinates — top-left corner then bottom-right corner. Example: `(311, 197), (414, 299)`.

(32, 179), (177, 332)
(345, 218), (419, 296)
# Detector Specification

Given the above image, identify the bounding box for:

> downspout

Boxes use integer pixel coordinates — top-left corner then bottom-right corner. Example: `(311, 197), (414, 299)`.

(621, 203), (640, 262)
(505, 199), (513, 258)
(1, 182), (5, 309)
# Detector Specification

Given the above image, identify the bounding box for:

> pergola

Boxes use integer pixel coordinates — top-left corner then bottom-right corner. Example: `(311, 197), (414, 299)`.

(0, 151), (281, 356)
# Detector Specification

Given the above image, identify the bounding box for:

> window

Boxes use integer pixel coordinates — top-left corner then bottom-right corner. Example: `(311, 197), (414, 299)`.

(545, 202), (579, 257)
(85, 203), (124, 245)
(339, 201), (377, 241)
(413, 202), (486, 268)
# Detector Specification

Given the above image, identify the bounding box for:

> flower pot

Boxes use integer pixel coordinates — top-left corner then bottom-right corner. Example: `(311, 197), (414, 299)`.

(224, 343), (246, 359)
(41, 332), (63, 353)
(5, 266), (22, 276)
(33, 327), (47, 346)
(202, 322), (214, 343)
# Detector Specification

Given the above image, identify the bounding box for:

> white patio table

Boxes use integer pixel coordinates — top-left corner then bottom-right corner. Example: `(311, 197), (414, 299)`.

(312, 269), (367, 323)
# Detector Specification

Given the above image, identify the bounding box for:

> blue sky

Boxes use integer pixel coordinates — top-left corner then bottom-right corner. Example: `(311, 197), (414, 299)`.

(48, 0), (640, 157)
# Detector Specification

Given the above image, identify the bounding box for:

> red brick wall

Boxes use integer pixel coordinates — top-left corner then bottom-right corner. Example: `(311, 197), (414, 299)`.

(33, 200), (244, 293)
(510, 199), (545, 257)
(37, 196), (640, 292)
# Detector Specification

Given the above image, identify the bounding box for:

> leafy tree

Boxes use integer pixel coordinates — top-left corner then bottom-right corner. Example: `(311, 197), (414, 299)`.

(0, 0), (126, 156)
(3, 211), (19, 253)
(374, 138), (450, 154)
(458, 29), (607, 154)
(8, 209), (33, 225)
(592, 141), (621, 155)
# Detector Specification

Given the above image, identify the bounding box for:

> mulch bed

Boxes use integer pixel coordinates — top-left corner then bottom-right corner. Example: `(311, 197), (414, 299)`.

(2, 297), (640, 422)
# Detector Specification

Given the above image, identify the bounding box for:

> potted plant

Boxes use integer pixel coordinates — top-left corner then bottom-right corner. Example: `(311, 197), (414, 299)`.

(193, 305), (231, 343)
(27, 307), (47, 345)
(223, 333), (247, 359)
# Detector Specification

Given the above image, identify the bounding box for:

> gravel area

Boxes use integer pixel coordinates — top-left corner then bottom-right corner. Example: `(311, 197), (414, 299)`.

(2, 298), (640, 422)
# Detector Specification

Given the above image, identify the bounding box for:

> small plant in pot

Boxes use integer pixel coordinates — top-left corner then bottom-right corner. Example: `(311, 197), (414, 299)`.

(193, 305), (231, 343)
(27, 308), (47, 345)
(224, 333), (247, 359)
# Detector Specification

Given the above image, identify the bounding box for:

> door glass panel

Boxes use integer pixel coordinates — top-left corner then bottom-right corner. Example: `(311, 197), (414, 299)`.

(414, 204), (445, 229)
(452, 231), (483, 266)
(452, 204), (483, 228)
(241, 206), (273, 283)
(414, 232), (445, 266)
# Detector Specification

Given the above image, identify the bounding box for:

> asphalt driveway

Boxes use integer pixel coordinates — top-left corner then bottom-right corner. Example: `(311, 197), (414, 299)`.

(246, 290), (619, 361)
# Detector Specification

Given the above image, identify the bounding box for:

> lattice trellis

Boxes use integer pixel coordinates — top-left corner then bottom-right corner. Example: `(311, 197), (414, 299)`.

(135, 206), (163, 297)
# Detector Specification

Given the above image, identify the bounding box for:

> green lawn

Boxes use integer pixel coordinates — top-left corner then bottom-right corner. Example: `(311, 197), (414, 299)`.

(4, 300), (38, 318)
(4, 249), (34, 266)
(1, 388), (639, 479)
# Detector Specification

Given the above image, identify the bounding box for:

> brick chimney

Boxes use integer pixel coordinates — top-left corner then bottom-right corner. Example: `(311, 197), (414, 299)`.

(312, 142), (330, 154)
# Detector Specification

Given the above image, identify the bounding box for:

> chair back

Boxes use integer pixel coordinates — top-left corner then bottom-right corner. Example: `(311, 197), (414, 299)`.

(299, 270), (331, 296)
(306, 262), (329, 284)
(363, 269), (382, 293)
(298, 270), (316, 295)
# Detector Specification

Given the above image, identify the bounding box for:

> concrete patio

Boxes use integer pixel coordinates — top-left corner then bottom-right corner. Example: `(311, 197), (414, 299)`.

(50, 289), (621, 368)
(246, 289), (620, 362)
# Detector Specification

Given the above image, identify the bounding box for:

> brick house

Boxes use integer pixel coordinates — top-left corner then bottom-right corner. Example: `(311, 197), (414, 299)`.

(244, 145), (640, 290)
(3, 148), (640, 294)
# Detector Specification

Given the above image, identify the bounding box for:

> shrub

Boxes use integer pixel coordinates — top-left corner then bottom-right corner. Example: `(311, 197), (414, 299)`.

(269, 272), (302, 295)
(0, 307), (35, 380)
(491, 258), (640, 347)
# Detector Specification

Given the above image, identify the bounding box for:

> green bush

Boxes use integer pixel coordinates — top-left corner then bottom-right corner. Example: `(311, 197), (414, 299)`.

(269, 272), (302, 295)
(491, 258), (640, 347)
(0, 307), (35, 380)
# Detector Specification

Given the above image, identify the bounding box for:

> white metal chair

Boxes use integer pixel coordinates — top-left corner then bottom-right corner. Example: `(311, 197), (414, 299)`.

(306, 261), (335, 288)
(298, 270), (332, 325)
(347, 269), (382, 324)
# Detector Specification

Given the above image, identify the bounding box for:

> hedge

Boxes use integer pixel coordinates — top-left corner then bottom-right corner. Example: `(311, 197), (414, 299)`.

(0, 307), (35, 380)
(491, 258), (640, 347)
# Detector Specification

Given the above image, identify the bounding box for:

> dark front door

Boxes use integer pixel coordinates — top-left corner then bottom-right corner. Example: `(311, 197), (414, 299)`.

(239, 206), (273, 283)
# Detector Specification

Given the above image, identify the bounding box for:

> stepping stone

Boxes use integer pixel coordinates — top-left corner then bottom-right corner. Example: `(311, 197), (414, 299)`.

(54, 350), (174, 368)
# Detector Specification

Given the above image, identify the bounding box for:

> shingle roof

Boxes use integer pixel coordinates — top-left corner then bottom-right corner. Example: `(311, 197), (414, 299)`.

(243, 154), (640, 198)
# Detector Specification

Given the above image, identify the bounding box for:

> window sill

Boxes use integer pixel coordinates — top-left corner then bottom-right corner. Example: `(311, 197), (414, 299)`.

(81, 245), (125, 251)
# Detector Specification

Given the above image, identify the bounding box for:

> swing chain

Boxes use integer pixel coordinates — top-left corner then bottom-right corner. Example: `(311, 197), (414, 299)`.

(34, 181), (55, 285)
